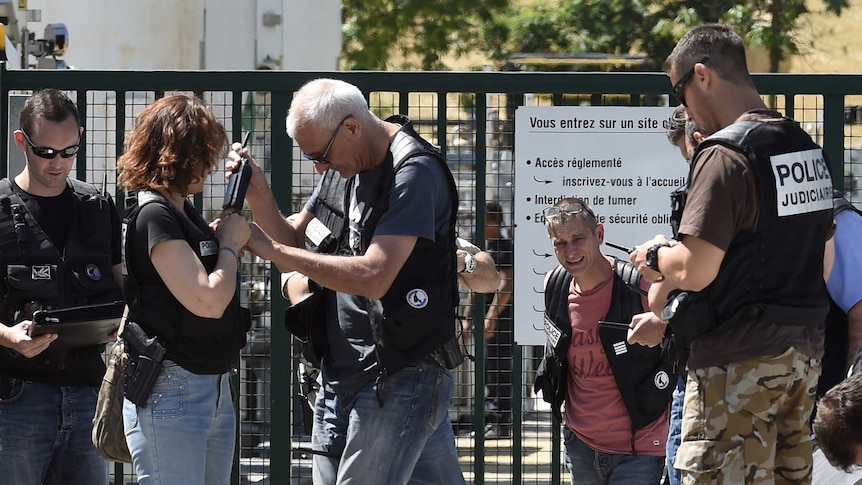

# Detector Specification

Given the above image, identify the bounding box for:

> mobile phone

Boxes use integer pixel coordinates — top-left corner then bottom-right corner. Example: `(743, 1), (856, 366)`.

(598, 320), (633, 331)
(223, 131), (253, 214)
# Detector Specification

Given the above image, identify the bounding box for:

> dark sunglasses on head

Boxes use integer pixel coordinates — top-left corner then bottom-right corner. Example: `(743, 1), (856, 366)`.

(21, 130), (80, 159)
(671, 56), (709, 107)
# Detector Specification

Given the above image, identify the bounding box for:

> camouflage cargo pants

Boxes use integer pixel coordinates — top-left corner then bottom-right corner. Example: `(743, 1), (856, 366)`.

(676, 347), (820, 485)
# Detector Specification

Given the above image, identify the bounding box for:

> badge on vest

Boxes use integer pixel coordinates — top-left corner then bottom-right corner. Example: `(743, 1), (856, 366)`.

(85, 264), (102, 281)
(406, 288), (428, 309)
(306, 217), (333, 247)
(31, 265), (51, 280)
(770, 149), (832, 216)
(543, 316), (561, 349)
(654, 370), (670, 390)
(199, 240), (218, 257)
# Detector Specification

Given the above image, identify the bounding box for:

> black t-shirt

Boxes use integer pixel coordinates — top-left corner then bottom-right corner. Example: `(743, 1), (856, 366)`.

(128, 201), (207, 287)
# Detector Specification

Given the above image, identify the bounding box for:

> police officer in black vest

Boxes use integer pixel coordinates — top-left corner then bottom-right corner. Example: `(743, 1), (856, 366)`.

(631, 24), (833, 483)
(230, 78), (465, 484)
(0, 89), (123, 485)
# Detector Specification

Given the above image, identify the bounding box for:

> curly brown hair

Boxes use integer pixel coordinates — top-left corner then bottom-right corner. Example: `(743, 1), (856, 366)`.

(117, 94), (228, 195)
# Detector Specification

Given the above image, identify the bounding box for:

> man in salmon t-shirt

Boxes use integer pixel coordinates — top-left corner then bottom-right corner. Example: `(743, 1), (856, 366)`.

(536, 196), (673, 484)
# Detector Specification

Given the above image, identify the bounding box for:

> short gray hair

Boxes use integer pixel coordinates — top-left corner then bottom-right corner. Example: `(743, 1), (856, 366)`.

(286, 78), (376, 138)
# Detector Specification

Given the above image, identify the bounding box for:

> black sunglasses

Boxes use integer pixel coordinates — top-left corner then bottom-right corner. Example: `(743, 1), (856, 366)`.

(671, 56), (709, 107)
(302, 114), (353, 164)
(21, 130), (80, 159)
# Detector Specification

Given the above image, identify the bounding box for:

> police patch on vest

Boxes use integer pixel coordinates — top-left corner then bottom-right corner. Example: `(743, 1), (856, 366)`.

(771, 149), (833, 216)
(85, 264), (102, 280)
(654, 370), (670, 390)
(406, 288), (428, 309)
(199, 240), (218, 257)
(31, 265), (51, 280)
(543, 315), (561, 349)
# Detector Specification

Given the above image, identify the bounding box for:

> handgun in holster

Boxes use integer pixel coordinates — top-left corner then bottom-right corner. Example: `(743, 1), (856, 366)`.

(433, 334), (464, 369)
(121, 321), (166, 407)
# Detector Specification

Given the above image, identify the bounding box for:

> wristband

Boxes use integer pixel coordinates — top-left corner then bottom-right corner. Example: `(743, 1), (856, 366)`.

(219, 246), (239, 260)
(219, 246), (242, 283)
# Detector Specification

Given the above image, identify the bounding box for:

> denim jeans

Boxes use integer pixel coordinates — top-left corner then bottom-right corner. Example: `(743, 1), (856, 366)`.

(563, 426), (665, 485)
(667, 377), (686, 485)
(0, 379), (108, 485)
(123, 361), (235, 485)
(311, 358), (465, 485)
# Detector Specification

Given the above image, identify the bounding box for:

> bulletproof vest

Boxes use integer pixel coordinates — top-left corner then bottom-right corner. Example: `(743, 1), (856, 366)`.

(363, 115), (459, 372)
(538, 259), (674, 436)
(122, 191), (249, 374)
(669, 181), (688, 239)
(694, 119), (832, 331)
(305, 169), (350, 255)
(818, 191), (862, 397)
(0, 178), (122, 386)
(312, 115), (459, 373)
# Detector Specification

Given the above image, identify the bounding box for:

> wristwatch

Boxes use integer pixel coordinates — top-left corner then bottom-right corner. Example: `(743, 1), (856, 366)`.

(460, 252), (477, 274)
(645, 243), (669, 273)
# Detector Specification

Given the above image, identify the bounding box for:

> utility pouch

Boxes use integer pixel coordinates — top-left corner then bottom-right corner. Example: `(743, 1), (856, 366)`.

(121, 321), (166, 407)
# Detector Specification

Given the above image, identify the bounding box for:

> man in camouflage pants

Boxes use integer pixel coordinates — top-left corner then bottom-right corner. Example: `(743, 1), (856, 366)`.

(631, 24), (833, 484)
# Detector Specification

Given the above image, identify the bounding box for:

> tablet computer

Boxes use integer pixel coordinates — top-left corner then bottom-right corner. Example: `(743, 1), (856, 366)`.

(28, 301), (125, 349)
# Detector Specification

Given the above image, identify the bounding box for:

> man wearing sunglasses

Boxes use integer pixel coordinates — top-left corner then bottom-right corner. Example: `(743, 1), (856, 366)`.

(630, 24), (833, 484)
(228, 78), (464, 484)
(0, 89), (123, 484)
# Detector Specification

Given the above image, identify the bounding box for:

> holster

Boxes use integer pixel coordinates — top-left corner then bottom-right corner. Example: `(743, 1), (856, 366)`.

(121, 321), (166, 407)
(429, 334), (464, 369)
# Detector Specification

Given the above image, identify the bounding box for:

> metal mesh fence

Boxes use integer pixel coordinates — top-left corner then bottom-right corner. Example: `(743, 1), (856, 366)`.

(1, 70), (858, 485)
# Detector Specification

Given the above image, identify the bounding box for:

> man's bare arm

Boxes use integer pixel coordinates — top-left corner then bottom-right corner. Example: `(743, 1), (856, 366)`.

(249, 227), (417, 299)
(458, 249), (500, 293)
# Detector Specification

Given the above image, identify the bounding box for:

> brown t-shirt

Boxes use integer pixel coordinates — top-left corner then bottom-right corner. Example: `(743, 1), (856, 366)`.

(679, 110), (825, 369)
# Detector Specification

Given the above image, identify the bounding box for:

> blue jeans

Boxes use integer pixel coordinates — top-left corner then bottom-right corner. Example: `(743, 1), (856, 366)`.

(311, 358), (465, 485)
(0, 379), (108, 485)
(563, 426), (664, 485)
(667, 377), (685, 485)
(123, 361), (235, 485)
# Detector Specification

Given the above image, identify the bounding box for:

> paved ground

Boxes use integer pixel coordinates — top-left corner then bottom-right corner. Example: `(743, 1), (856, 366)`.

(222, 394), (862, 484)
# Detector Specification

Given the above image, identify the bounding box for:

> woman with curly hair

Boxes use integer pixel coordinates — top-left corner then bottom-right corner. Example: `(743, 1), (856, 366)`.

(117, 94), (250, 485)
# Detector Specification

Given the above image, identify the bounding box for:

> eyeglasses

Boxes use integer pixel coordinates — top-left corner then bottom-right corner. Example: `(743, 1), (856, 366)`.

(671, 56), (709, 107)
(302, 114), (353, 164)
(543, 201), (595, 223)
(21, 130), (80, 159)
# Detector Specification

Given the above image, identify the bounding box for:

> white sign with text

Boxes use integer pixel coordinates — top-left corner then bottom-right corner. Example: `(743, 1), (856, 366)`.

(514, 106), (687, 345)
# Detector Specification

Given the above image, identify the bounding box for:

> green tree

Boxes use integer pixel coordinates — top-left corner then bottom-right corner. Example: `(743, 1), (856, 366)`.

(483, 0), (848, 73)
(341, 0), (509, 70)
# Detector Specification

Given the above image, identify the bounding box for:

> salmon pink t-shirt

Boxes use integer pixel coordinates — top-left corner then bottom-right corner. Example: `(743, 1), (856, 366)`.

(564, 264), (668, 456)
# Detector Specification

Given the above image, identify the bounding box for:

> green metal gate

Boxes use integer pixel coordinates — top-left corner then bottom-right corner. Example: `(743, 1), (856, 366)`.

(1, 68), (860, 485)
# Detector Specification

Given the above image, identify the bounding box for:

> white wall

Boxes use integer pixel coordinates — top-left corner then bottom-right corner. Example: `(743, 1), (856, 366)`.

(19, 0), (340, 70)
